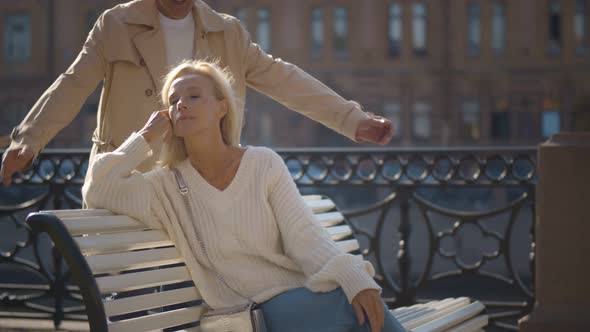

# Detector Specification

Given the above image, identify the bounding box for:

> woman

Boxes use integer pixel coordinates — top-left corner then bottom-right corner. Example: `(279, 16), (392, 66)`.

(83, 60), (406, 332)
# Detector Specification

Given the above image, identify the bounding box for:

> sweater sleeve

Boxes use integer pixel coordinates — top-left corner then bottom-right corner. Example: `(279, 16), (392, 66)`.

(8, 12), (108, 158)
(82, 132), (161, 230)
(266, 151), (381, 303)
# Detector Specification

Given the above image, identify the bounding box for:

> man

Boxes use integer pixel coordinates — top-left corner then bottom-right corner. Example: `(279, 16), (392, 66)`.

(1, 0), (393, 186)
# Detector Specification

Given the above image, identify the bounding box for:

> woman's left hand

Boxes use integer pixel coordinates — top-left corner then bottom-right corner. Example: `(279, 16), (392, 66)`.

(352, 288), (385, 332)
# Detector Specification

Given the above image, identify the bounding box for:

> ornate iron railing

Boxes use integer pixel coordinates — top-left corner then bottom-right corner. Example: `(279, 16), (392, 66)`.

(0, 147), (537, 331)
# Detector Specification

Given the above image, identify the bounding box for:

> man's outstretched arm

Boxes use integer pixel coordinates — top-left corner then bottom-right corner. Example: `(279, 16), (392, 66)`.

(2, 14), (108, 186)
(233, 19), (393, 144)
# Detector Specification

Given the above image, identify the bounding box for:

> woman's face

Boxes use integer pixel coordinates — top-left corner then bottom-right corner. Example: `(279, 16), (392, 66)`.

(167, 74), (227, 138)
(156, 0), (193, 19)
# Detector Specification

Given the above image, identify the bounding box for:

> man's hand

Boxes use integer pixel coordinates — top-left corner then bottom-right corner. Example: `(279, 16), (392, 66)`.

(1, 146), (35, 186)
(352, 288), (385, 332)
(355, 113), (394, 145)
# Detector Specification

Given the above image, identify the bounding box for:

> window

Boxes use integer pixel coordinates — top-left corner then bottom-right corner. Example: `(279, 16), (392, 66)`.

(467, 3), (481, 57)
(256, 8), (271, 52)
(491, 98), (511, 140)
(311, 8), (324, 57)
(388, 3), (403, 57)
(492, 2), (506, 55)
(333, 7), (349, 58)
(413, 102), (431, 139)
(412, 3), (428, 55)
(3, 13), (32, 63)
(384, 102), (403, 138)
(548, 1), (562, 55)
(575, 0), (589, 55)
(542, 111), (560, 138)
(461, 101), (481, 140)
(235, 8), (249, 30)
(542, 98), (561, 138)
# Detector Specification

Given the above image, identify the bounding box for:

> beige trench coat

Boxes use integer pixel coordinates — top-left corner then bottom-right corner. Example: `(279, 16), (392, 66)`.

(9, 0), (368, 173)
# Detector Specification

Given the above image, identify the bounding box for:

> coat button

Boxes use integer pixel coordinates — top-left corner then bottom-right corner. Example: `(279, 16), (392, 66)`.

(140, 58), (146, 66)
(145, 89), (153, 97)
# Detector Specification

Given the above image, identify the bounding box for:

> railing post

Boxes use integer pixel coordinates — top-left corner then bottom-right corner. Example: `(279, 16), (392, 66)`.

(51, 245), (64, 329)
(519, 132), (590, 331)
(397, 187), (414, 306)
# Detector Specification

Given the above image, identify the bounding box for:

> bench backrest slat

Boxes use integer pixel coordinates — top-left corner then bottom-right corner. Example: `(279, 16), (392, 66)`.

(95, 266), (191, 294)
(104, 287), (201, 317)
(75, 230), (173, 255)
(86, 247), (183, 275)
(107, 306), (205, 332)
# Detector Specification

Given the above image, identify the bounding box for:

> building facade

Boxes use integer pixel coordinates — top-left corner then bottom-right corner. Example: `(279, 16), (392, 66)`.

(1, 0), (589, 148)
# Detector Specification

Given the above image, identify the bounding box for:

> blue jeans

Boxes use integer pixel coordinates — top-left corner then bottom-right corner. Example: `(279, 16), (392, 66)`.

(259, 287), (406, 332)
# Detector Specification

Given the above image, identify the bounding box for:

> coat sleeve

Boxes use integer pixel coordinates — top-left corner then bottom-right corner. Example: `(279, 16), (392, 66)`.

(8, 12), (109, 156)
(82, 132), (162, 230)
(231, 19), (369, 142)
(265, 150), (381, 303)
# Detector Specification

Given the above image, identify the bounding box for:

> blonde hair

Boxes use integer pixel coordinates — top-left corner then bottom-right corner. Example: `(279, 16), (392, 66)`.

(159, 60), (240, 168)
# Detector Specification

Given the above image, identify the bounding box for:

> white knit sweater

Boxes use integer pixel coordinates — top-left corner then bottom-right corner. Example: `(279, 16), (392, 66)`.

(82, 133), (380, 308)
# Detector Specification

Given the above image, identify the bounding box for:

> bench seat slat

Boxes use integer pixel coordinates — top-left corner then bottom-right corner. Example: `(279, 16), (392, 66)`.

(104, 287), (201, 317)
(315, 212), (345, 227)
(108, 306), (204, 332)
(392, 298), (456, 318)
(95, 266), (191, 294)
(397, 307), (437, 323)
(392, 302), (435, 318)
(411, 301), (485, 332)
(86, 247), (183, 274)
(326, 225), (353, 240)
(403, 298), (471, 329)
(63, 215), (147, 236)
(305, 199), (335, 213)
(75, 230), (173, 255)
(302, 195), (322, 201)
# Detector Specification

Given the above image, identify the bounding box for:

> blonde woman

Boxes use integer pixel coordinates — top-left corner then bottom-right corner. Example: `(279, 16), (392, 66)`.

(82, 60), (405, 332)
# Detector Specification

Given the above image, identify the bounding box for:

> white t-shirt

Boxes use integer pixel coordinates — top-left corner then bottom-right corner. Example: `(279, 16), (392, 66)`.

(159, 12), (195, 68)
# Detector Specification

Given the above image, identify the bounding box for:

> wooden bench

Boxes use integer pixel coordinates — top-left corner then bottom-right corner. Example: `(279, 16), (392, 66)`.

(20, 195), (487, 332)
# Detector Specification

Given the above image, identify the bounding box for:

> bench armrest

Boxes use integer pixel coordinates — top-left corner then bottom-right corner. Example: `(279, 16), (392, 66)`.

(26, 212), (108, 332)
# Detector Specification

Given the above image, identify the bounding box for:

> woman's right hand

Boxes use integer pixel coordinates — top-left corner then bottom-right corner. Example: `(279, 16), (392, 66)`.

(138, 110), (172, 145)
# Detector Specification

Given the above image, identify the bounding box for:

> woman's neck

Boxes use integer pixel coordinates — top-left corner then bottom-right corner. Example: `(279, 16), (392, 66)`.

(183, 130), (238, 179)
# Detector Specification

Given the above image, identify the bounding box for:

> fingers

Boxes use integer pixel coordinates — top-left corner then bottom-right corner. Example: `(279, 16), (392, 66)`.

(378, 122), (394, 145)
(368, 298), (385, 332)
(376, 299), (385, 331)
(354, 291), (385, 332)
(2, 148), (32, 187)
(158, 109), (170, 119)
(352, 301), (365, 326)
(367, 300), (379, 332)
